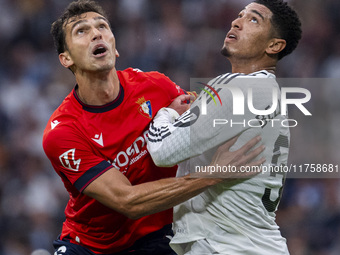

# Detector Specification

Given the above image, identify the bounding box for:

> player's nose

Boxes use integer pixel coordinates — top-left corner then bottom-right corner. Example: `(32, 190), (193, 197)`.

(231, 17), (242, 30)
(91, 28), (103, 41)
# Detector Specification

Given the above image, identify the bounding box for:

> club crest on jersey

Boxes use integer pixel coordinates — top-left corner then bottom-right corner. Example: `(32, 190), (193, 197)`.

(136, 97), (152, 119)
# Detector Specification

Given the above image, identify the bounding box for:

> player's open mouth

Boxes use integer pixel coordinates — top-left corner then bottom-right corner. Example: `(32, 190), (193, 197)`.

(92, 44), (108, 57)
(226, 32), (237, 41)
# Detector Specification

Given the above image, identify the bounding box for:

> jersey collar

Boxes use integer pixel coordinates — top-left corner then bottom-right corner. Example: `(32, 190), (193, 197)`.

(73, 84), (124, 113)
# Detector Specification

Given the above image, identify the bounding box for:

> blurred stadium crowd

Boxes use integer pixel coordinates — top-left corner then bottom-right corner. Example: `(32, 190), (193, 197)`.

(0, 0), (340, 254)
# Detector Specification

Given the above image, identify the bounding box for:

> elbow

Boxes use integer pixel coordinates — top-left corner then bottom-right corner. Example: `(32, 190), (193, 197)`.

(123, 210), (144, 220)
(121, 205), (145, 220)
(116, 196), (148, 220)
(85, 184), (148, 220)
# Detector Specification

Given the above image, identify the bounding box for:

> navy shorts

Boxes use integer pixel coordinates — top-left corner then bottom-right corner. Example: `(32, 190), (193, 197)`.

(53, 224), (176, 255)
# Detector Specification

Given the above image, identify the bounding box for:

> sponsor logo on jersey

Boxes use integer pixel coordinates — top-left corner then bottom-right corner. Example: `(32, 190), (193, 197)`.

(92, 133), (104, 147)
(51, 120), (60, 129)
(108, 130), (149, 174)
(59, 148), (81, 171)
(136, 96), (152, 119)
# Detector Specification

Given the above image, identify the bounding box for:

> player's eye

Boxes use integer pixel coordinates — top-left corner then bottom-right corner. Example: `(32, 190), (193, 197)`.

(74, 24), (90, 35)
(251, 17), (258, 23)
(75, 26), (87, 35)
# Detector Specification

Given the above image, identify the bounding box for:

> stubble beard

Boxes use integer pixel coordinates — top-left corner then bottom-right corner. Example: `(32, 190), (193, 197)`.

(90, 57), (115, 73)
(221, 45), (231, 57)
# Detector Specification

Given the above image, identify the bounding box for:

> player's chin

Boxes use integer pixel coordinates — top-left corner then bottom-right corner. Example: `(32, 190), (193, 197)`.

(220, 46), (230, 57)
(93, 61), (115, 72)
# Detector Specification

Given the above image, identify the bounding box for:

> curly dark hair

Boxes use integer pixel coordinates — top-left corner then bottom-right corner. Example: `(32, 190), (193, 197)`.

(51, 0), (109, 55)
(255, 0), (302, 60)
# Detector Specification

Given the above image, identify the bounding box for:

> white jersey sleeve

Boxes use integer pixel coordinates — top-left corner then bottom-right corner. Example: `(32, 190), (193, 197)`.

(147, 107), (190, 167)
(147, 72), (275, 167)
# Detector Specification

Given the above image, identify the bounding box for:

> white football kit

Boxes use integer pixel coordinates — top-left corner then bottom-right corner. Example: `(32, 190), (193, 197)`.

(147, 71), (290, 255)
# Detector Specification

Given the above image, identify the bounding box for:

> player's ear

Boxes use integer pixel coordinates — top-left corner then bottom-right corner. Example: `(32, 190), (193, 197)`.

(266, 38), (286, 55)
(59, 51), (74, 69)
(115, 49), (120, 57)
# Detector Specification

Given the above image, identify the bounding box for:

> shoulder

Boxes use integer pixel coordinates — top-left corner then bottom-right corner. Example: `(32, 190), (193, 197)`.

(118, 68), (184, 96)
(228, 70), (277, 88)
(210, 71), (279, 103)
(118, 68), (172, 82)
(119, 68), (179, 87)
(43, 119), (82, 156)
(208, 73), (235, 86)
(43, 92), (84, 155)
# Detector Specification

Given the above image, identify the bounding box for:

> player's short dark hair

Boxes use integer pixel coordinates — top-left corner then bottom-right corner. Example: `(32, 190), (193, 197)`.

(254, 0), (302, 60)
(51, 0), (109, 55)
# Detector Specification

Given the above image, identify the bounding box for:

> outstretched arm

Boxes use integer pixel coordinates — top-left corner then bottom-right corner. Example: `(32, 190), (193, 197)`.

(147, 91), (252, 166)
(84, 136), (264, 220)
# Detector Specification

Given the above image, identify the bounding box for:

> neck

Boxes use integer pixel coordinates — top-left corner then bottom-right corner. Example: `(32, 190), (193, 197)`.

(229, 57), (277, 75)
(232, 64), (276, 75)
(75, 68), (120, 106)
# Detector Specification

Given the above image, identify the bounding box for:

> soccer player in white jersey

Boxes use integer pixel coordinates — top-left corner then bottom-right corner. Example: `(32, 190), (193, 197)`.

(147, 0), (302, 254)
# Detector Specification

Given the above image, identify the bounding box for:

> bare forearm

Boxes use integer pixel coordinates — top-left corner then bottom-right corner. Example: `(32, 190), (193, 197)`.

(85, 171), (221, 220)
(85, 135), (264, 220)
(124, 176), (221, 219)
(126, 136), (265, 218)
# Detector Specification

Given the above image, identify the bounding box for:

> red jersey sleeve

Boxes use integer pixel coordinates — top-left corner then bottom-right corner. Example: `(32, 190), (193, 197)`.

(43, 123), (112, 193)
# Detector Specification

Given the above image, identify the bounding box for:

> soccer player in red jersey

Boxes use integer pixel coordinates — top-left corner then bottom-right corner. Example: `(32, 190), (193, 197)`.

(43, 1), (265, 254)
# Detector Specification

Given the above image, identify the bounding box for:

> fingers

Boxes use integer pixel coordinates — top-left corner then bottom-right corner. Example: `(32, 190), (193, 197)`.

(189, 94), (196, 103)
(205, 134), (266, 178)
(168, 94), (192, 115)
(183, 95), (192, 104)
(176, 94), (191, 103)
(238, 136), (262, 155)
(242, 144), (265, 165)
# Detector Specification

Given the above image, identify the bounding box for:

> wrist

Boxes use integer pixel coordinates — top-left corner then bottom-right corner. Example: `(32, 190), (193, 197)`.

(164, 107), (180, 122)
